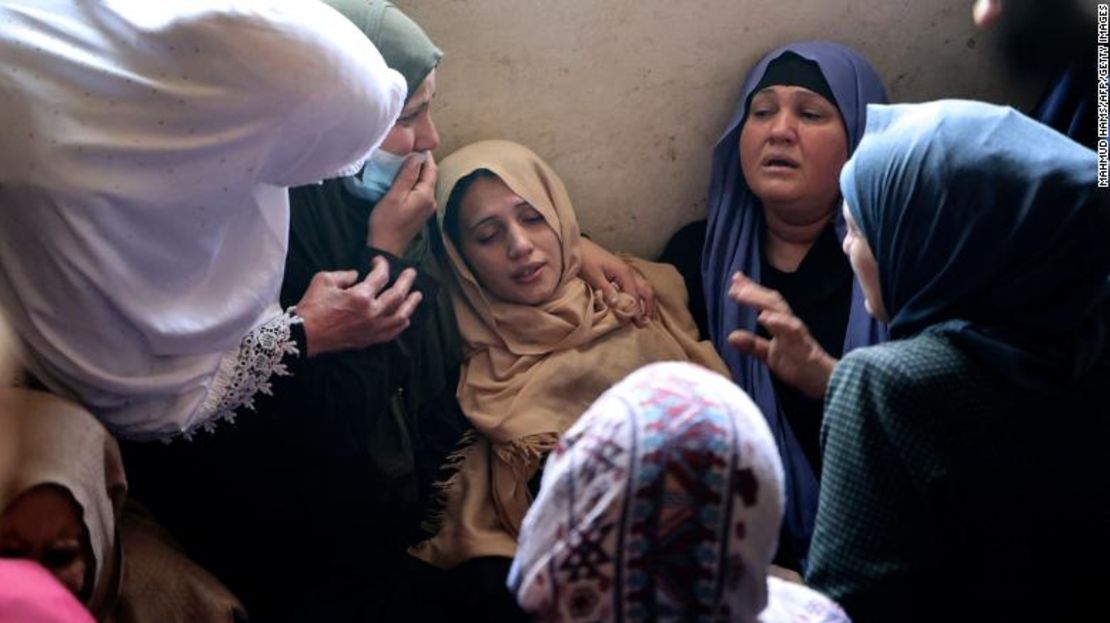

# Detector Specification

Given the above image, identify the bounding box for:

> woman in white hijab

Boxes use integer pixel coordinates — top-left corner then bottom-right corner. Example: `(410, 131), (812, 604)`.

(0, 0), (406, 441)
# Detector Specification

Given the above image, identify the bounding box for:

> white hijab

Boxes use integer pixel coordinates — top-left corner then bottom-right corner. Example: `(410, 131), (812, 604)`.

(0, 0), (405, 438)
(511, 362), (850, 623)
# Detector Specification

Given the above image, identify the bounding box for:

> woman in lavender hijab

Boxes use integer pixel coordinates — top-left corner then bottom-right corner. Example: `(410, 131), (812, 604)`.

(690, 41), (888, 569)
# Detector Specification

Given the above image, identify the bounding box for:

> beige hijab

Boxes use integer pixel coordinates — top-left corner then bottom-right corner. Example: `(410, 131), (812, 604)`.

(411, 140), (728, 568)
(0, 389), (126, 618)
(0, 390), (245, 622)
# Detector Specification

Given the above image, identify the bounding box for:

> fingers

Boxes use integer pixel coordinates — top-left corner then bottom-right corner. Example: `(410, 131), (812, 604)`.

(602, 262), (645, 326)
(394, 290), (423, 320)
(411, 152), (437, 221)
(313, 269), (358, 290)
(757, 310), (807, 342)
(415, 151), (437, 189)
(598, 280), (620, 307)
(369, 267), (416, 317)
(622, 276), (648, 328)
(354, 256), (392, 297)
(369, 290), (423, 343)
(728, 329), (770, 362)
(577, 254), (615, 303)
(630, 270), (657, 320)
(757, 310), (836, 398)
(383, 152), (434, 201)
(729, 272), (791, 314)
(351, 258), (418, 316)
(600, 257), (656, 325)
(575, 238), (656, 325)
(296, 261), (425, 355)
(388, 153), (424, 196)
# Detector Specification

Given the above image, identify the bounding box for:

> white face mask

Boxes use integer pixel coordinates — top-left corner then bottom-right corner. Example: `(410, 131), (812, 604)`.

(343, 149), (421, 203)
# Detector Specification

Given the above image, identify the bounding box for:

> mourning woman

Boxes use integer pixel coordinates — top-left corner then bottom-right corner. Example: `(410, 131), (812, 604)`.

(809, 99), (1110, 622)
(411, 140), (728, 616)
(689, 41), (888, 568)
(1, 389), (245, 622)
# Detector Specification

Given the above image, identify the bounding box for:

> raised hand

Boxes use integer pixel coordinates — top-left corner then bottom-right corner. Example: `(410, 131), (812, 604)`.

(726, 272), (836, 399)
(296, 256), (423, 356)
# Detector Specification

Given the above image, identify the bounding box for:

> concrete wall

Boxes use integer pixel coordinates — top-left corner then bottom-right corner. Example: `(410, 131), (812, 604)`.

(401, 0), (1040, 257)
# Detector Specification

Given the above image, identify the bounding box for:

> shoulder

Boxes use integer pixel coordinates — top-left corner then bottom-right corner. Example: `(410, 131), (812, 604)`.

(827, 334), (984, 442)
(832, 332), (975, 402)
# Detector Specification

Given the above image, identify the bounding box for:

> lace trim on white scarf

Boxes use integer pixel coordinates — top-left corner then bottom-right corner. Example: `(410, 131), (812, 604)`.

(177, 307), (303, 441)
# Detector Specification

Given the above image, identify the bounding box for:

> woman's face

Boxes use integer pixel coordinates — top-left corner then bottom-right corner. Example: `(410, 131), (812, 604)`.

(457, 175), (564, 305)
(0, 485), (92, 599)
(739, 85), (848, 220)
(379, 69), (440, 155)
(841, 202), (888, 321)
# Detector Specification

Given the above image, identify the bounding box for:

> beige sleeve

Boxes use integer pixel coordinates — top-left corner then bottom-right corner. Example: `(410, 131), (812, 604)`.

(625, 257), (731, 377)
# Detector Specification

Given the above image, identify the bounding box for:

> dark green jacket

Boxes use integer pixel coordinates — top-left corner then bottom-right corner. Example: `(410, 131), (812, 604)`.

(808, 332), (1108, 623)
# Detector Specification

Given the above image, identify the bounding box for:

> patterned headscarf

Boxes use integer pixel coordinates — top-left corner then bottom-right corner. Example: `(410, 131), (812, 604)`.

(510, 362), (849, 623)
(701, 42), (888, 563)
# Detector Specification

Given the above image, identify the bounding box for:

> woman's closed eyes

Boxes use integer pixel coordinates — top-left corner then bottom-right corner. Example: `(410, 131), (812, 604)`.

(470, 205), (547, 245)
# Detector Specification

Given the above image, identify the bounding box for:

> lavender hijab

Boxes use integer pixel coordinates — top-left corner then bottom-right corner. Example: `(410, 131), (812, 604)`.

(701, 41), (888, 563)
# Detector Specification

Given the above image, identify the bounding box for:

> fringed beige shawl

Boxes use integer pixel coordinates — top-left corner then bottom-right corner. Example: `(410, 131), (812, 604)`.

(411, 140), (728, 568)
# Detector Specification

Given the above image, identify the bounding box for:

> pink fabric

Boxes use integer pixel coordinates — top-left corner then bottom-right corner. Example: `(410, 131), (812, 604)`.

(0, 559), (94, 623)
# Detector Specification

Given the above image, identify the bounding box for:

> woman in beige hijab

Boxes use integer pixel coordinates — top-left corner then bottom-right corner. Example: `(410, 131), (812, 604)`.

(0, 389), (245, 623)
(412, 140), (728, 579)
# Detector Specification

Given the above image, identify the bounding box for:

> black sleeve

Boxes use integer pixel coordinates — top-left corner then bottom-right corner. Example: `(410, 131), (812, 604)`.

(361, 246), (440, 302)
(657, 219), (709, 340)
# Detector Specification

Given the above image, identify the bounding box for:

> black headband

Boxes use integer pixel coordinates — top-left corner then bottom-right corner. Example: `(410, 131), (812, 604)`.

(747, 51), (839, 112)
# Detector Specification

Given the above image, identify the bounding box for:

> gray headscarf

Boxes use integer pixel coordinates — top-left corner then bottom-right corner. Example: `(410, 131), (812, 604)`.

(325, 0), (442, 97)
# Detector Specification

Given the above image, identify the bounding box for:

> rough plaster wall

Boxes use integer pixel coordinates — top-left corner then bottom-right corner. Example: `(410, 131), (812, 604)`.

(400, 0), (1040, 258)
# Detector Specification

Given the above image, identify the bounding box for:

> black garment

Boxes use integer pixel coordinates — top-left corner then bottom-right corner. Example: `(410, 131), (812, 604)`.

(123, 179), (470, 622)
(657, 220), (709, 340)
(658, 219), (850, 572)
(658, 221), (851, 474)
(758, 225), (852, 476)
